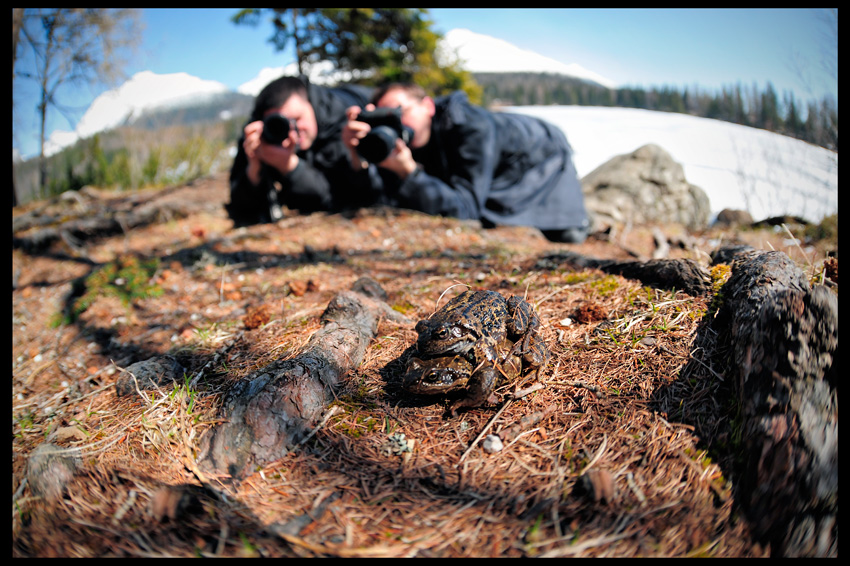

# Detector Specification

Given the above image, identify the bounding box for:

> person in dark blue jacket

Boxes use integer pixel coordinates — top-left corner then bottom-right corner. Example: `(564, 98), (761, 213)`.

(342, 83), (590, 243)
(227, 75), (380, 225)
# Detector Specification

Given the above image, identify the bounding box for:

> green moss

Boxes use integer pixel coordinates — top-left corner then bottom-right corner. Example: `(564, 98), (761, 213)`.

(707, 263), (732, 315)
(561, 272), (593, 285)
(57, 255), (162, 325)
(589, 275), (620, 297)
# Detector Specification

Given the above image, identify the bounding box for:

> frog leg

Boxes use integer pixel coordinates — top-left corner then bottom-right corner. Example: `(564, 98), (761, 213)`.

(520, 332), (550, 367)
(506, 296), (538, 334)
(472, 335), (500, 364)
(498, 353), (523, 381)
(449, 364), (500, 415)
(506, 296), (543, 356)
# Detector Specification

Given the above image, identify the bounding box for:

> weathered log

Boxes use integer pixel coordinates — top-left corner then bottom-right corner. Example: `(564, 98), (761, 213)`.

(537, 250), (711, 296)
(12, 184), (216, 252)
(197, 277), (410, 479)
(714, 245), (837, 557)
(14, 206), (166, 252)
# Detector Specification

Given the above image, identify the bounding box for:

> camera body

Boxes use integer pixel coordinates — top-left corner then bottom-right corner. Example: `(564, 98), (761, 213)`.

(357, 107), (414, 164)
(261, 114), (297, 145)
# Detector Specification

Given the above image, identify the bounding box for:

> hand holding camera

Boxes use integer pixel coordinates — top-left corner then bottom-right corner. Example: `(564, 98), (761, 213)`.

(242, 115), (300, 182)
(343, 106), (418, 178)
(355, 107), (414, 163)
(261, 114), (298, 146)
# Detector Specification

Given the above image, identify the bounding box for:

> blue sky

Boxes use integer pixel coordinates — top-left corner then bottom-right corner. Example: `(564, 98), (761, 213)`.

(13, 8), (837, 159)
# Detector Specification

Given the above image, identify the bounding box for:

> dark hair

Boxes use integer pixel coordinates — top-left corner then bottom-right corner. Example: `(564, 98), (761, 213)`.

(370, 82), (427, 106)
(250, 76), (309, 122)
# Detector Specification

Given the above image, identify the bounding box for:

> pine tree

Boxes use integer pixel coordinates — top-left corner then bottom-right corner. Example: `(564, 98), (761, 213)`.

(232, 8), (480, 102)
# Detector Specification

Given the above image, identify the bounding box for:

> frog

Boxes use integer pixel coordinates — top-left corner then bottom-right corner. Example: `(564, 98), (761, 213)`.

(414, 289), (549, 371)
(402, 339), (525, 414)
(407, 289), (550, 413)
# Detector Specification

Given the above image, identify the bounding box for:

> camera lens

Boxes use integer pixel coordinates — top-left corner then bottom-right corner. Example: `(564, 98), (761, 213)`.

(261, 114), (292, 145)
(357, 126), (399, 164)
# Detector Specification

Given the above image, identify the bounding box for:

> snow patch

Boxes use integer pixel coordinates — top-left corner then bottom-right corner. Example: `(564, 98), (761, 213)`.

(507, 105), (837, 223)
(439, 28), (617, 89)
(45, 71), (229, 156)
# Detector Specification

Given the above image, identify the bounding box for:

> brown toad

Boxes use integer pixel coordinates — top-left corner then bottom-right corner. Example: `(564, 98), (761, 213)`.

(403, 339), (525, 414)
(405, 290), (549, 412)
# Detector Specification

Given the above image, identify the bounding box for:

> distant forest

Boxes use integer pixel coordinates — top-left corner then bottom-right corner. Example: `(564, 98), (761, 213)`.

(474, 73), (838, 152)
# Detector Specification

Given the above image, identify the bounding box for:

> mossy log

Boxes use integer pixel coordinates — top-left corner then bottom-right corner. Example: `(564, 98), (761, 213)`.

(536, 250), (711, 296)
(713, 245), (837, 557)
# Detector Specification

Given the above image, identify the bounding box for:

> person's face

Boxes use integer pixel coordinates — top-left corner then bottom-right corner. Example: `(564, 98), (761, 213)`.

(375, 88), (435, 149)
(264, 93), (317, 150)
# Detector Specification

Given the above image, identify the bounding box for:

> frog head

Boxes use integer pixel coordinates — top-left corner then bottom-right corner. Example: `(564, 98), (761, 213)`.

(402, 355), (473, 395)
(414, 318), (478, 358)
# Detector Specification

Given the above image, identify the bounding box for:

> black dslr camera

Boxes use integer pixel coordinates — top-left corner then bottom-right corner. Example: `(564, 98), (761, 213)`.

(261, 114), (297, 145)
(356, 107), (414, 163)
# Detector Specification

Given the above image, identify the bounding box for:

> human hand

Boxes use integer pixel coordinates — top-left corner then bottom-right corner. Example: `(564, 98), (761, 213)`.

(377, 138), (418, 179)
(342, 105), (374, 170)
(243, 120), (299, 183)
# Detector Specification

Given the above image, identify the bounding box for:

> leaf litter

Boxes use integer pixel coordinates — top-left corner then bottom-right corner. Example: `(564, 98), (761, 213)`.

(14, 172), (837, 557)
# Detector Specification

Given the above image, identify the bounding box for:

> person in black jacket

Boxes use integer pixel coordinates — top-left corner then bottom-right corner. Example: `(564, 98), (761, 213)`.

(227, 75), (381, 225)
(342, 83), (590, 243)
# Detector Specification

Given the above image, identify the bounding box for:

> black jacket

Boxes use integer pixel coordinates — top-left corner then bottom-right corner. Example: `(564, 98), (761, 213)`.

(387, 91), (588, 231)
(227, 80), (378, 225)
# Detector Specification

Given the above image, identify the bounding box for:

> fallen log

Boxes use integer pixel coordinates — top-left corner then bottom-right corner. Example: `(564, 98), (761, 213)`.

(197, 277), (410, 480)
(12, 183), (218, 253)
(536, 250), (711, 296)
(713, 245), (837, 557)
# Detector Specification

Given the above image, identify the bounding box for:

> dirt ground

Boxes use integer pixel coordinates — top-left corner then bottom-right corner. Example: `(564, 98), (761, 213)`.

(12, 172), (837, 557)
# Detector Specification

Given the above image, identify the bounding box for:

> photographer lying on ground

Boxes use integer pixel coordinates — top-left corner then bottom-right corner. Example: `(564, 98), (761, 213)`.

(227, 76), (382, 225)
(342, 83), (590, 243)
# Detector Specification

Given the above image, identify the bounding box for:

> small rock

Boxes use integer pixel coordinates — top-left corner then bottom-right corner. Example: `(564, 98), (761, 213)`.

(714, 208), (754, 227)
(482, 434), (504, 454)
(114, 355), (185, 397)
(53, 425), (88, 442)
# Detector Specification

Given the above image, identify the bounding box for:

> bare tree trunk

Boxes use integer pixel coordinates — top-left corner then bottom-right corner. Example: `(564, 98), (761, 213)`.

(12, 8), (24, 208)
(37, 15), (56, 199)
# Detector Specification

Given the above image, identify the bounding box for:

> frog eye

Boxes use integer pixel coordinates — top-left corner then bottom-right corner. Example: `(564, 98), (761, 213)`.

(434, 328), (449, 339)
(424, 371), (441, 383)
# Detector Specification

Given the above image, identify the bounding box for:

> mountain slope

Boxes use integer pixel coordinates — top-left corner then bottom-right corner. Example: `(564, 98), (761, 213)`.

(440, 28), (616, 89)
(44, 71), (231, 156)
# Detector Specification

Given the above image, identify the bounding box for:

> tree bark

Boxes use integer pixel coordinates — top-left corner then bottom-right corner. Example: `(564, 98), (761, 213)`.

(713, 245), (837, 557)
(197, 278), (410, 480)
